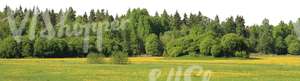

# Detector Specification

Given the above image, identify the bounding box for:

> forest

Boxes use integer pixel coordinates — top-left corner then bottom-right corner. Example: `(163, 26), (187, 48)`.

(0, 6), (300, 58)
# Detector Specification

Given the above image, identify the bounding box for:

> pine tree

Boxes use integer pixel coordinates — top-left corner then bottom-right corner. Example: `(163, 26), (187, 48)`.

(235, 16), (246, 37)
(89, 9), (96, 22)
(222, 16), (236, 34)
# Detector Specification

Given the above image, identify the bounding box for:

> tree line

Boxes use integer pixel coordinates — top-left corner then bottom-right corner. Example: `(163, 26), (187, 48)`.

(0, 6), (300, 58)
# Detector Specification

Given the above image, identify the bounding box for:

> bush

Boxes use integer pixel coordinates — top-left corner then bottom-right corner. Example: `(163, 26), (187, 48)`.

(188, 52), (198, 57)
(111, 51), (129, 64)
(66, 37), (84, 57)
(145, 34), (162, 56)
(33, 38), (47, 57)
(288, 41), (300, 55)
(285, 35), (298, 45)
(34, 38), (68, 57)
(21, 37), (34, 57)
(221, 33), (247, 57)
(211, 45), (222, 57)
(87, 53), (105, 64)
(234, 51), (249, 58)
(167, 47), (183, 57)
(45, 39), (68, 57)
(0, 37), (21, 58)
(199, 35), (217, 56)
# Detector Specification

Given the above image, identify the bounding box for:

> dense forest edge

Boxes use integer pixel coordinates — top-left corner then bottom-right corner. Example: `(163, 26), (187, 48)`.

(0, 6), (300, 59)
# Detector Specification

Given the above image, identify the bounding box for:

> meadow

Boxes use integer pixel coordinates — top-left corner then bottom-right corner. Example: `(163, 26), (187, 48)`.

(0, 55), (300, 81)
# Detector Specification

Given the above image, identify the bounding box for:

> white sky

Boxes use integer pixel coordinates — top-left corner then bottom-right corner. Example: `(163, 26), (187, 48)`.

(0, 0), (299, 25)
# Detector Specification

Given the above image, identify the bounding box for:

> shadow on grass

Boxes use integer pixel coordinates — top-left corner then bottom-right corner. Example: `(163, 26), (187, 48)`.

(247, 57), (261, 60)
(163, 56), (262, 60)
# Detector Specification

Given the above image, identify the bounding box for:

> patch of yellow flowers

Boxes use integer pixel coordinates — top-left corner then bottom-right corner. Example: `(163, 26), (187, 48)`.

(1, 55), (300, 66)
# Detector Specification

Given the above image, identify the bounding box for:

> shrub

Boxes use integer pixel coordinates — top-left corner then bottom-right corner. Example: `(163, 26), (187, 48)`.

(188, 52), (198, 57)
(288, 41), (300, 55)
(34, 38), (68, 57)
(87, 53), (105, 64)
(33, 38), (47, 57)
(285, 35), (298, 45)
(199, 35), (217, 56)
(145, 34), (162, 56)
(0, 37), (21, 58)
(111, 51), (129, 64)
(45, 39), (68, 57)
(234, 51), (249, 58)
(211, 45), (222, 57)
(221, 33), (247, 57)
(167, 47), (183, 57)
(21, 37), (34, 57)
(66, 37), (84, 57)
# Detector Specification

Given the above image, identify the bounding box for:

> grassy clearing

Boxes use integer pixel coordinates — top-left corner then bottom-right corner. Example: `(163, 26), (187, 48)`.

(0, 55), (300, 81)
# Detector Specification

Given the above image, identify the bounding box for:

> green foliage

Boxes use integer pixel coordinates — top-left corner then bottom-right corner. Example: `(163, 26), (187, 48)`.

(223, 16), (236, 34)
(169, 11), (182, 30)
(66, 37), (84, 57)
(0, 14), (10, 39)
(221, 33), (247, 57)
(21, 37), (33, 57)
(145, 34), (162, 56)
(33, 38), (47, 57)
(288, 40), (300, 55)
(167, 47), (183, 57)
(248, 25), (259, 52)
(1, 6), (300, 59)
(87, 53), (105, 64)
(257, 19), (274, 54)
(273, 21), (292, 39)
(0, 37), (21, 58)
(199, 33), (218, 56)
(285, 35), (298, 45)
(234, 51), (249, 58)
(33, 38), (69, 57)
(111, 51), (129, 64)
(161, 31), (185, 57)
(208, 16), (223, 37)
(274, 37), (287, 54)
(211, 45), (222, 57)
(235, 16), (247, 37)
(161, 30), (199, 57)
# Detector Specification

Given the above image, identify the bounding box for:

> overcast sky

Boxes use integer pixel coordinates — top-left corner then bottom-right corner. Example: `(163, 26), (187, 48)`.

(0, 0), (299, 25)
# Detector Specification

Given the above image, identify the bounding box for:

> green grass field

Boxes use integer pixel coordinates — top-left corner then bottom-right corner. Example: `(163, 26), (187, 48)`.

(1, 55), (300, 81)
